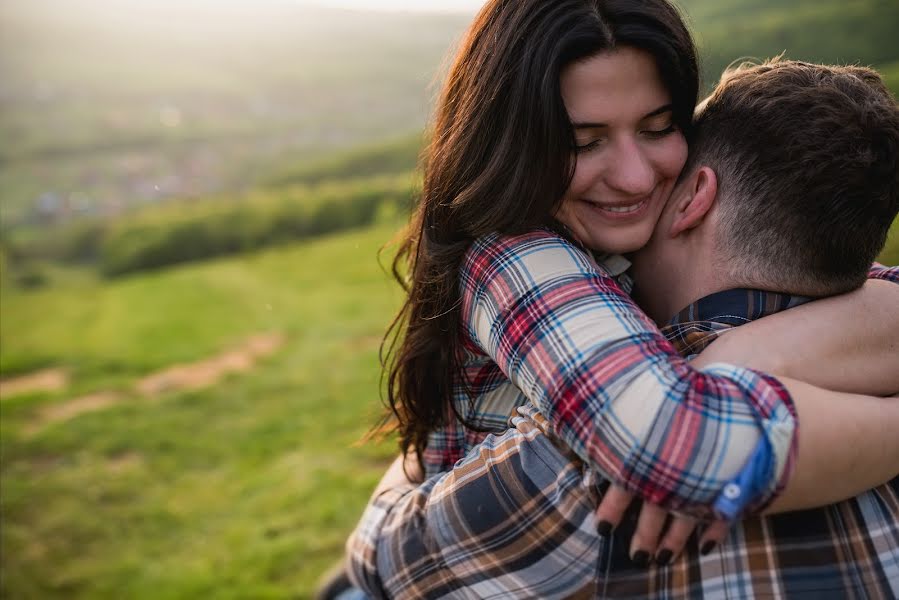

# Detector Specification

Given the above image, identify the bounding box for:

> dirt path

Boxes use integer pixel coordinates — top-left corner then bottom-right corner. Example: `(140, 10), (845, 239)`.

(16, 333), (285, 436)
(24, 392), (121, 436)
(135, 334), (284, 396)
(0, 368), (69, 399)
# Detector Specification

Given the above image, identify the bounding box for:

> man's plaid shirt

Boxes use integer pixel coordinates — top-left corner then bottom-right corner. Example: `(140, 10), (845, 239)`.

(346, 230), (898, 599)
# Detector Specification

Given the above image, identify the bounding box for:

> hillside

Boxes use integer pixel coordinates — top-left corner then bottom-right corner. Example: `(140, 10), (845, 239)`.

(0, 0), (468, 226)
(680, 0), (899, 90)
(0, 224), (402, 598)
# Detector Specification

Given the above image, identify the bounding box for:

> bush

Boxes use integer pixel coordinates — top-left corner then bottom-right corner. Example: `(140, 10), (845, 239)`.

(266, 134), (425, 187)
(99, 174), (417, 277)
(4, 220), (107, 267)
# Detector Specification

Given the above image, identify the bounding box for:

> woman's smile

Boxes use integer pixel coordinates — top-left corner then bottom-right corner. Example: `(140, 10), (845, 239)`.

(580, 197), (651, 219)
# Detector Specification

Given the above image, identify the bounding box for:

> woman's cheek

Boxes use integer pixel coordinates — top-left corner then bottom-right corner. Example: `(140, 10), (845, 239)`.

(666, 134), (689, 177)
(568, 154), (600, 198)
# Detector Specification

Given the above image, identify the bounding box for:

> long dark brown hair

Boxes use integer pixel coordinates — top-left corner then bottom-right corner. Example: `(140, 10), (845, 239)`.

(382, 0), (700, 465)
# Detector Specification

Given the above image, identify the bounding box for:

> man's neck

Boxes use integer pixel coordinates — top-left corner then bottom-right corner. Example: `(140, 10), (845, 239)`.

(630, 251), (730, 325)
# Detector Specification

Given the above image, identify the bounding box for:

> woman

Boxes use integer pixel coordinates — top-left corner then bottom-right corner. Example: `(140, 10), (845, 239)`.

(343, 0), (898, 597)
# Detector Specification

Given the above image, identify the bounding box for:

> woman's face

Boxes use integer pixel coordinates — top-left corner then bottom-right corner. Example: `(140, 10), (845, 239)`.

(555, 47), (688, 254)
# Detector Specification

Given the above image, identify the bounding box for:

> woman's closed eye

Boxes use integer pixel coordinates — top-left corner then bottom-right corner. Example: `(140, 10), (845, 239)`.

(574, 120), (676, 152)
(641, 123), (677, 139)
(575, 137), (607, 153)
(640, 111), (677, 139)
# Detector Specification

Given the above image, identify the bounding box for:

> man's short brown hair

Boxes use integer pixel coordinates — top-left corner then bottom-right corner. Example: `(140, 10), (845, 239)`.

(686, 59), (899, 296)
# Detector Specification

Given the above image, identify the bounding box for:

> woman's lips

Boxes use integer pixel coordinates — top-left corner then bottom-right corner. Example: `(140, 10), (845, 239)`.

(582, 198), (649, 219)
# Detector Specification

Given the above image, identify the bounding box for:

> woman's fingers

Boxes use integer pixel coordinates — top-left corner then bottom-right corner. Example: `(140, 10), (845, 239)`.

(698, 519), (730, 556)
(629, 501), (668, 566)
(596, 483), (730, 567)
(655, 514), (697, 565)
(594, 484), (635, 535)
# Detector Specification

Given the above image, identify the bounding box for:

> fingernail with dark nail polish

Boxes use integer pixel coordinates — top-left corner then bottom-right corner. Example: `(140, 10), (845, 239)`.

(701, 541), (716, 556)
(656, 549), (673, 565)
(632, 550), (650, 568)
(597, 520), (613, 537)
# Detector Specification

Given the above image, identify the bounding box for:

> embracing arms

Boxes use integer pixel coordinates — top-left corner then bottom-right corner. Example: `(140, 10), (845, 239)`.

(696, 267), (899, 396)
(461, 230), (797, 518)
(463, 233), (899, 517)
(692, 267), (899, 511)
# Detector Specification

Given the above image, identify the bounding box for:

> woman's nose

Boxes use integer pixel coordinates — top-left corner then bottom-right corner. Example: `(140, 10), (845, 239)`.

(605, 138), (655, 196)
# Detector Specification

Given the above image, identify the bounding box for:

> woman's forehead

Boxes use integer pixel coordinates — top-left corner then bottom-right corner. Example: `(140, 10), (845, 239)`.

(560, 48), (672, 125)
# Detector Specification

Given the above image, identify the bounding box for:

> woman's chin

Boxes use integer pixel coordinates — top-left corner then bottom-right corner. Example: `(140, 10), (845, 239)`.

(580, 223), (656, 255)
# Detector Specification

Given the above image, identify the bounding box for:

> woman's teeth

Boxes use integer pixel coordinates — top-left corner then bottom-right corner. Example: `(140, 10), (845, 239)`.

(598, 201), (646, 214)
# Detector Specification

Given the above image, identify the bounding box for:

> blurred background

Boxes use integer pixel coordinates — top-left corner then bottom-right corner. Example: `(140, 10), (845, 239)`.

(1, 0), (897, 597)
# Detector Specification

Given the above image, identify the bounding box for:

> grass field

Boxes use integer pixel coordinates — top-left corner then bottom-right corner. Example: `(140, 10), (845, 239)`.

(1, 223), (404, 598)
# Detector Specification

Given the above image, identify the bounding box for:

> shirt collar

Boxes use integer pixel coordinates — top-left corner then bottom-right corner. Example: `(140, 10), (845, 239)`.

(667, 288), (812, 328)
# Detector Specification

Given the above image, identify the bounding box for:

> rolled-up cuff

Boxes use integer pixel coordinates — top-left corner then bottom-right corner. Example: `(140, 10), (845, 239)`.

(702, 364), (798, 519)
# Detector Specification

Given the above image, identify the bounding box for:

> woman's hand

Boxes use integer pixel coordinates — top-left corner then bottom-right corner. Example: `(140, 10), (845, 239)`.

(596, 484), (729, 565)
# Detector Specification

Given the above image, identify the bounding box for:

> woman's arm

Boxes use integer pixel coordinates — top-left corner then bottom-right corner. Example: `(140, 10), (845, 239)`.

(462, 230), (798, 519)
(696, 275), (899, 396)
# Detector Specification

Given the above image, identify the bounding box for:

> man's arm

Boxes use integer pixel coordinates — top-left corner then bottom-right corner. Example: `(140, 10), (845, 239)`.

(346, 414), (603, 599)
(345, 454), (422, 599)
(696, 271), (899, 396)
(369, 453), (423, 499)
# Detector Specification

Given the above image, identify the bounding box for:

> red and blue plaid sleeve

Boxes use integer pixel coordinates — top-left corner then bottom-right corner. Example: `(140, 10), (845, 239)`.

(459, 230), (798, 518)
(868, 263), (899, 283)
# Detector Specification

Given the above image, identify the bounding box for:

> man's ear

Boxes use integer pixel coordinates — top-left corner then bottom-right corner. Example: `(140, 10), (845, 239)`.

(669, 166), (718, 238)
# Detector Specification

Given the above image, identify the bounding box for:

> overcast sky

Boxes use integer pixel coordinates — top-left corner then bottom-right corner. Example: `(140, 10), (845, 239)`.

(294, 0), (486, 13)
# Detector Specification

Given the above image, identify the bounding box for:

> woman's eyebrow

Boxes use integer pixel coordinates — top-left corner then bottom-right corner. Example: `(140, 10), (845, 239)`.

(571, 104), (673, 129)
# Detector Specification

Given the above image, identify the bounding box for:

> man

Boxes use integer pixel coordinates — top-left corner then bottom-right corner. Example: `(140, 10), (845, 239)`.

(340, 60), (899, 598)
(597, 59), (899, 598)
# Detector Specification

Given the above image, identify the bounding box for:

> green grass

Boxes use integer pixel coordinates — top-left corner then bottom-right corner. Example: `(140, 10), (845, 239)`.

(1, 223), (404, 599)
(881, 218), (899, 266)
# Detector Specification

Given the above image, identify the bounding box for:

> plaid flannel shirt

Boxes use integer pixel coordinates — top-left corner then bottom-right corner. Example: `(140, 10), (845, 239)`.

(347, 254), (898, 599)
(348, 230), (805, 597)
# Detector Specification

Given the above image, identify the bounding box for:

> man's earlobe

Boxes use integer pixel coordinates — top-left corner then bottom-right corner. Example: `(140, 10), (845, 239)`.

(669, 167), (718, 238)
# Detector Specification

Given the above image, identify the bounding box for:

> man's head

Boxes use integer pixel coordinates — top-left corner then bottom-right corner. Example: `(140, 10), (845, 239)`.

(633, 59), (899, 323)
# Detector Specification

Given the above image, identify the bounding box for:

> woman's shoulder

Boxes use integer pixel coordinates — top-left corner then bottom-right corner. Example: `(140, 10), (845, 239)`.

(470, 226), (576, 252)
(462, 227), (601, 286)
(465, 227), (585, 270)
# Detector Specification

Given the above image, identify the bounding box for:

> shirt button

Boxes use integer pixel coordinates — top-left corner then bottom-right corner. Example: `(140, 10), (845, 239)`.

(723, 483), (742, 500)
